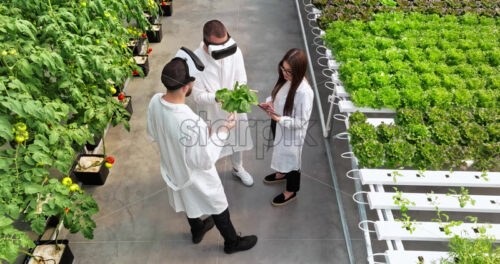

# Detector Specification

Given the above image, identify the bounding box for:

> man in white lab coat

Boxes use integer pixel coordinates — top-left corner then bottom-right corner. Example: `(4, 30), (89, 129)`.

(147, 52), (257, 253)
(192, 20), (254, 186)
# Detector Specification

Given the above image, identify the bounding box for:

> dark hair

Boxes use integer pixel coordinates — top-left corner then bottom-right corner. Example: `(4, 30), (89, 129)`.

(203, 20), (227, 40)
(271, 49), (308, 116)
(161, 59), (189, 91)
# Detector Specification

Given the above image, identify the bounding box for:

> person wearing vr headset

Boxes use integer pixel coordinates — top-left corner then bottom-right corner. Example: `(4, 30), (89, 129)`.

(147, 47), (257, 254)
(192, 20), (255, 187)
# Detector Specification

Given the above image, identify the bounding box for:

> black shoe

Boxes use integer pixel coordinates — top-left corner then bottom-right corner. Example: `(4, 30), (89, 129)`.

(192, 217), (215, 244)
(263, 173), (286, 184)
(224, 235), (258, 254)
(271, 192), (297, 207)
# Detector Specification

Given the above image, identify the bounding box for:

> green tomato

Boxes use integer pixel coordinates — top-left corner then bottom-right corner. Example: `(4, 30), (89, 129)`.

(62, 177), (72, 186)
(9, 50), (16, 55)
(15, 122), (27, 132)
(80, 2), (87, 7)
(22, 131), (29, 140)
(15, 135), (24, 143)
(95, 39), (100, 44)
(69, 184), (80, 192)
(110, 87), (117, 94)
(1, 51), (7, 56)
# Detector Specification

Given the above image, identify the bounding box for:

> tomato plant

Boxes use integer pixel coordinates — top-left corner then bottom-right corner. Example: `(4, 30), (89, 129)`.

(0, 0), (157, 262)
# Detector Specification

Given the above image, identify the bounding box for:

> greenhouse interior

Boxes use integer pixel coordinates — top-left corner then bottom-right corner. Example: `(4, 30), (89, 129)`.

(0, 0), (499, 263)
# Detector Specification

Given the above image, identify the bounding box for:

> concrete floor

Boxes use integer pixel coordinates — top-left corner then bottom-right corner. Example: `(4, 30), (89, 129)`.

(61, 0), (366, 263)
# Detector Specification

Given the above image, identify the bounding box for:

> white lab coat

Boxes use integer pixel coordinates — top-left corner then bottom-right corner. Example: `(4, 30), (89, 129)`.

(192, 42), (253, 158)
(147, 93), (229, 218)
(268, 79), (314, 173)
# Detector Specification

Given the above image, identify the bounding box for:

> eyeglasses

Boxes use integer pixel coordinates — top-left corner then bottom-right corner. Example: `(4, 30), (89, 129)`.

(280, 65), (293, 75)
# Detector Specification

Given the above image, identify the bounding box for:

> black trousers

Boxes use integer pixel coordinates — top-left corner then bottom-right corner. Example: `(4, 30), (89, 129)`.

(271, 119), (276, 140)
(284, 170), (301, 193)
(187, 208), (238, 246)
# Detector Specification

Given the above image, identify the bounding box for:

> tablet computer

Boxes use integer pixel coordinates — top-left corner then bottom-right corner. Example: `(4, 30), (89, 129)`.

(258, 104), (280, 117)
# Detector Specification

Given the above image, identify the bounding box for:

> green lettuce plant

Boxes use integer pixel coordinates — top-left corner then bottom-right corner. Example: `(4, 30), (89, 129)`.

(215, 82), (258, 113)
(348, 122), (377, 146)
(384, 138), (415, 168)
(353, 139), (385, 168)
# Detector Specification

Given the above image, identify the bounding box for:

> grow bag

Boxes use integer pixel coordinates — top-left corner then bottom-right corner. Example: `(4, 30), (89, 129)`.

(146, 24), (163, 43)
(124, 96), (133, 118)
(85, 135), (101, 152)
(24, 240), (74, 264)
(72, 154), (109, 185)
(145, 12), (161, 24)
(159, 1), (173, 16)
(133, 55), (150, 76)
(127, 37), (145, 56)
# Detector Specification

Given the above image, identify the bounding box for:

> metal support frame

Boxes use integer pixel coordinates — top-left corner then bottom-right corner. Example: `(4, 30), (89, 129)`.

(295, 1), (356, 263)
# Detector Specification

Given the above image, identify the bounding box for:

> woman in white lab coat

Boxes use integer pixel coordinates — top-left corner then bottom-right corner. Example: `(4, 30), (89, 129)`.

(259, 49), (314, 206)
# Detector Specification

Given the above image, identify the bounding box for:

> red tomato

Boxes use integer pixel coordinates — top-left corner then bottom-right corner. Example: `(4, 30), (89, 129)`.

(105, 156), (115, 164)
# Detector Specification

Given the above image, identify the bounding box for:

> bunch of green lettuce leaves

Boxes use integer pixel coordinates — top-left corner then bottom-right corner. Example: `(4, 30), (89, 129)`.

(215, 81), (258, 113)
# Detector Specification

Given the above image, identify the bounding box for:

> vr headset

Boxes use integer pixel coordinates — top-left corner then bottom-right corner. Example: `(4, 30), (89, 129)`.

(203, 33), (238, 60)
(161, 47), (205, 90)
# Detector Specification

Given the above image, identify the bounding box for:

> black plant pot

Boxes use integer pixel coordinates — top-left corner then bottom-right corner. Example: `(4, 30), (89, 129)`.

(124, 96), (133, 119)
(45, 214), (61, 228)
(128, 37), (146, 56)
(112, 85), (122, 96)
(112, 80), (127, 96)
(145, 12), (161, 24)
(146, 24), (163, 43)
(85, 135), (101, 152)
(114, 96), (133, 120)
(159, 1), (173, 16)
(24, 240), (74, 264)
(134, 55), (150, 76)
(72, 154), (109, 185)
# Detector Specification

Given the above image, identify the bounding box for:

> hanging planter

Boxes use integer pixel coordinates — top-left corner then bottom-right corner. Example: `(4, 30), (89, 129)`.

(72, 154), (110, 185)
(24, 240), (74, 264)
(133, 55), (150, 76)
(159, 1), (173, 16)
(146, 24), (163, 43)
